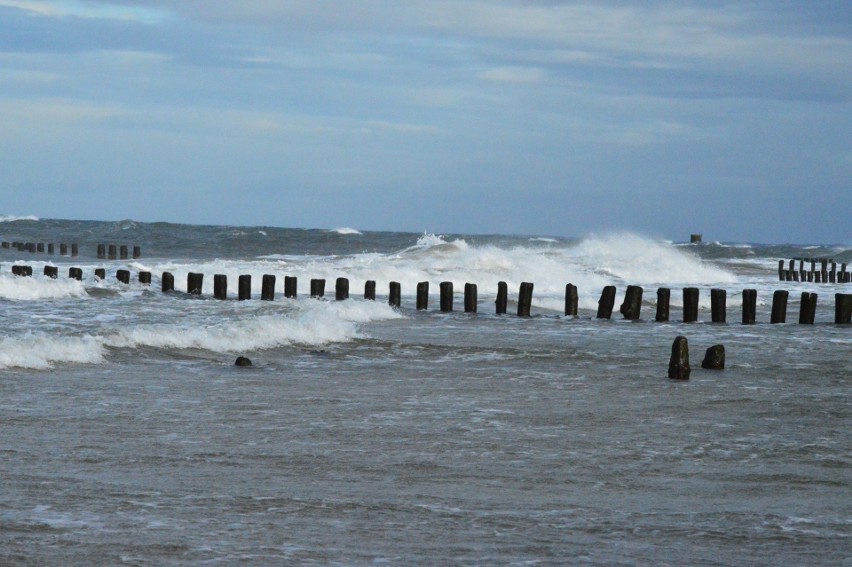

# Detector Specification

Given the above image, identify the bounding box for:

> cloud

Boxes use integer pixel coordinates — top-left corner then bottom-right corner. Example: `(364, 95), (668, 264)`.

(478, 66), (545, 84)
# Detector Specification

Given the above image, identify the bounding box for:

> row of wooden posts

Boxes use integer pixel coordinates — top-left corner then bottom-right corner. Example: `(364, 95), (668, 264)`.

(1, 241), (78, 256)
(779, 258), (850, 283)
(9, 264), (852, 325)
(96, 244), (142, 260)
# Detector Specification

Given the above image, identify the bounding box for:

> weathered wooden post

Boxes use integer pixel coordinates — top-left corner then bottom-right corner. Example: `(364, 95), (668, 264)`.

(120, 245), (128, 260)
(564, 284), (578, 317)
(496, 281), (508, 314)
(97, 244), (106, 259)
(284, 276), (297, 298)
(133, 246), (141, 259)
(187, 272), (203, 295)
(364, 280), (376, 301)
(656, 288), (670, 322)
(335, 277), (349, 300)
(416, 281), (429, 310)
(770, 290), (788, 323)
(836, 293), (852, 324)
(69, 267), (83, 281)
(389, 281), (401, 307)
(47, 243), (54, 255)
(701, 345), (725, 370)
(517, 282), (533, 317)
(842, 263), (849, 283)
(710, 288), (726, 323)
(70, 243), (78, 257)
(829, 262), (837, 283)
(60, 243), (67, 256)
(213, 274), (228, 300)
(464, 283), (477, 313)
(162, 272), (174, 293)
(310, 278), (325, 298)
(799, 292), (817, 325)
(95, 268), (106, 280)
(668, 336), (690, 380)
(440, 281), (453, 312)
(778, 260), (785, 281)
(788, 259), (795, 281)
(238, 275), (252, 300)
(36, 243), (45, 253)
(43, 266), (58, 279)
(117, 269), (130, 284)
(261, 275), (276, 300)
(683, 287), (699, 323)
(742, 289), (757, 324)
(619, 285), (643, 320)
(139, 271), (151, 285)
(0, 241), (8, 248)
(108, 245), (117, 260)
(596, 286), (616, 319)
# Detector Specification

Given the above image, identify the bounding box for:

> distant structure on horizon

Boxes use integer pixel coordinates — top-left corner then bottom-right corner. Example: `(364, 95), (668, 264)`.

(690, 234), (703, 244)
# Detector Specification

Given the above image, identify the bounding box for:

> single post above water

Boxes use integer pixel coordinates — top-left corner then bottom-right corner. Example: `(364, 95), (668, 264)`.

(683, 288), (699, 323)
(187, 272), (204, 295)
(836, 293), (852, 324)
(668, 336), (691, 380)
(335, 277), (349, 301)
(364, 280), (376, 301)
(440, 281), (453, 312)
(162, 272), (174, 293)
(261, 274), (276, 301)
(517, 282), (534, 317)
(742, 289), (757, 325)
(416, 281), (429, 311)
(620, 285), (643, 320)
(116, 269), (130, 284)
(656, 288), (670, 322)
(310, 278), (325, 298)
(770, 290), (788, 323)
(238, 275), (252, 300)
(139, 271), (151, 286)
(213, 274), (228, 300)
(597, 286), (616, 319)
(710, 288), (726, 323)
(495, 281), (508, 315)
(799, 292), (817, 325)
(464, 283), (477, 313)
(389, 281), (401, 307)
(284, 276), (297, 298)
(564, 284), (578, 317)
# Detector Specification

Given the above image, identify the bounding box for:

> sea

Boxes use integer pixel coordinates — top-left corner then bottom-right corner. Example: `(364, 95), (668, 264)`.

(0, 216), (849, 566)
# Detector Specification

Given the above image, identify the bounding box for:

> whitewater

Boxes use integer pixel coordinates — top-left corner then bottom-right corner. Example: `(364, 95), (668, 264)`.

(0, 218), (849, 566)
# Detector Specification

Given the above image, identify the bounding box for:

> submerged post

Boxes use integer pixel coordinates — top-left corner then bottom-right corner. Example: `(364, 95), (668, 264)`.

(656, 288), (671, 322)
(139, 271), (151, 285)
(496, 281), (508, 315)
(464, 283), (477, 313)
(710, 288), (726, 323)
(683, 288), (699, 323)
(416, 281), (429, 310)
(213, 274), (228, 300)
(116, 269), (130, 284)
(187, 272), (203, 295)
(310, 278), (325, 298)
(620, 285), (643, 320)
(162, 272), (174, 293)
(564, 284), (578, 317)
(440, 281), (453, 312)
(43, 266), (58, 279)
(799, 292), (817, 325)
(94, 268), (105, 280)
(261, 274), (276, 301)
(596, 286), (616, 319)
(668, 336), (691, 380)
(389, 281), (401, 307)
(836, 293), (852, 324)
(770, 290), (788, 323)
(517, 282), (534, 317)
(335, 277), (349, 301)
(284, 276), (297, 298)
(364, 280), (376, 301)
(69, 267), (83, 281)
(238, 275), (252, 300)
(742, 289), (757, 324)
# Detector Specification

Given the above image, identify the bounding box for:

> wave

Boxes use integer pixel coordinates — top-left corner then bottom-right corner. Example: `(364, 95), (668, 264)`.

(0, 273), (87, 300)
(0, 214), (39, 223)
(330, 227), (362, 235)
(0, 334), (104, 370)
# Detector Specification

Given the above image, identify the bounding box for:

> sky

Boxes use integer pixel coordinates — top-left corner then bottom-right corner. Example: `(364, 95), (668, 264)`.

(0, 0), (850, 244)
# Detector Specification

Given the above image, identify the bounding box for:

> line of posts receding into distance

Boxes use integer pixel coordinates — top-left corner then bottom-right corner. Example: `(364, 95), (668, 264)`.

(6, 265), (852, 325)
(778, 258), (850, 283)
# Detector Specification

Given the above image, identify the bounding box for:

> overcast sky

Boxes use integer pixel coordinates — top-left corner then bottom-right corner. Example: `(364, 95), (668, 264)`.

(0, 1), (849, 243)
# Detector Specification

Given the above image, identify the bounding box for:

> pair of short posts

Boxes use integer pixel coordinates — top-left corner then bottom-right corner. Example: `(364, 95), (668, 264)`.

(669, 336), (725, 380)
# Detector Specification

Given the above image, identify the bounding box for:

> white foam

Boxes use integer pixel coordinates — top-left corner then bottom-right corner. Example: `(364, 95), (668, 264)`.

(0, 214), (39, 222)
(330, 227), (362, 235)
(0, 333), (104, 369)
(0, 273), (87, 300)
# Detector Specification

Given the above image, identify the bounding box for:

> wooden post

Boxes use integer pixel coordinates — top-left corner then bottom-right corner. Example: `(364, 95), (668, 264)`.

(97, 244), (106, 259)
(116, 269), (130, 284)
(261, 274), (276, 301)
(47, 243), (54, 255)
(668, 336), (691, 380)
(416, 281), (429, 310)
(70, 243), (78, 257)
(770, 290), (788, 323)
(310, 278), (325, 298)
(108, 245), (117, 260)
(836, 293), (852, 324)
(69, 267), (83, 281)
(440, 281), (453, 312)
(238, 275), (251, 300)
(799, 292), (817, 325)
(43, 266), (58, 279)
(619, 285), (643, 320)
(564, 284), (578, 317)
(139, 271), (151, 285)
(284, 276), (297, 298)
(364, 280), (376, 301)
(213, 274), (228, 300)
(95, 268), (105, 280)
(60, 243), (67, 255)
(655, 288), (670, 322)
(120, 245), (128, 260)
(683, 287), (699, 323)
(162, 272), (174, 293)
(335, 277), (349, 301)
(0, 241), (8, 248)
(517, 282), (533, 317)
(37, 243), (45, 253)
(829, 263), (837, 283)
(710, 288), (726, 323)
(596, 286), (616, 319)
(778, 260), (785, 281)
(133, 246), (141, 259)
(389, 281), (401, 307)
(187, 272), (203, 295)
(464, 283), (477, 313)
(742, 289), (757, 325)
(496, 281), (508, 314)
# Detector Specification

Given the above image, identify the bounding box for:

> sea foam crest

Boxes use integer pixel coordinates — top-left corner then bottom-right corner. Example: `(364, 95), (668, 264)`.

(0, 334), (104, 370)
(0, 214), (39, 222)
(330, 227), (362, 235)
(0, 274), (87, 300)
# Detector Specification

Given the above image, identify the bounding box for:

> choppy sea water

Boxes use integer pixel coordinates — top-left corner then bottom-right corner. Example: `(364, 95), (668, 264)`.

(1, 218), (850, 565)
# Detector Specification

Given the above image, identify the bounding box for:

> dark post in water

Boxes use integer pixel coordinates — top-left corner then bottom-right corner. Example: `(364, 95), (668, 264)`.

(517, 282), (534, 317)
(116, 269), (130, 284)
(596, 286), (616, 319)
(364, 280), (376, 301)
(213, 274), (228, 300)
(162, 272), (174, 293)
(389, 281), (401, 307)
(284, 276), (297, 298)
(335, 277), (349, 301)
(564, 284), (578, 317)
(95, 268), (106, 280)
(238, 275), (251, 300)
(133, 246), (141, 259)
(496, 281), (508, 315)
(770, 290), (788, 323)
(799, 292), (817, 325)
(262, 275), (276, 301)
(683, 288), (699, 323)
(836, 293), (852, 324)
(440, 281), (453, 312)
(187, 272), (203, 295)
(710, 288), (726, 323)
(43, 266), (58, 279)
(668, 335), (691, 380)
(416, 281), (429, 311)
(742, 289), (757, 324)
(655, 288), (670, 322)
(120, 245), (128, 260)
(619, 285), (643, 320)
(139, 271), (151, 285)
(464, 283), (477, 313)
(69, 267), (83, 281)
(310, 278), (325, 298)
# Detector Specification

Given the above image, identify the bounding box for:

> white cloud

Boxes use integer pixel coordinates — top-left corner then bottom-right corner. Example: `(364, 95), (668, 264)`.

(477, 66), (544, 84)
